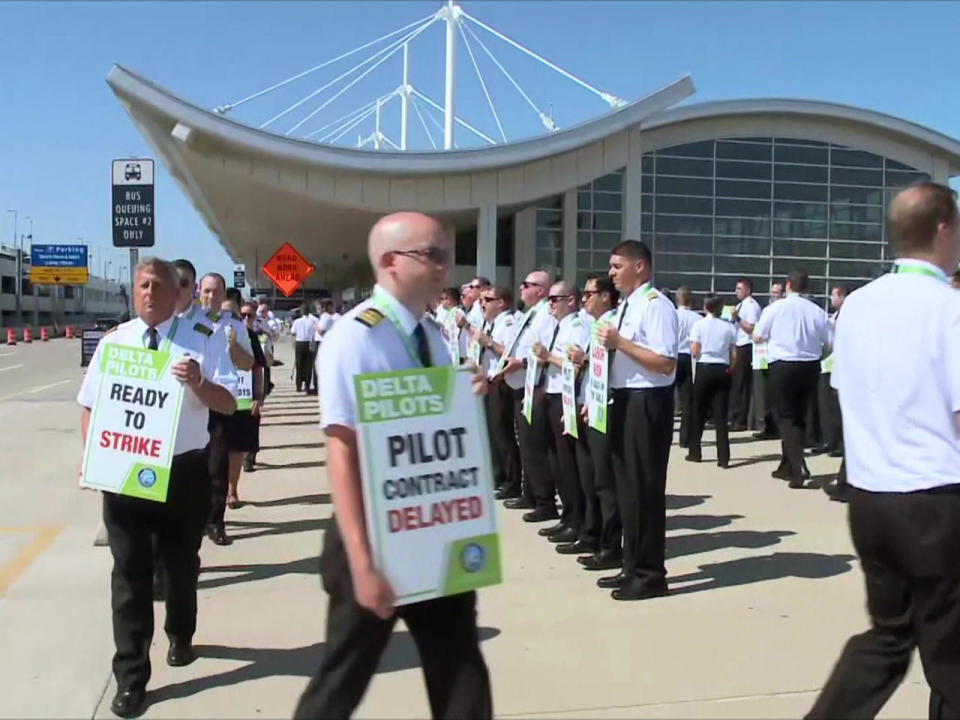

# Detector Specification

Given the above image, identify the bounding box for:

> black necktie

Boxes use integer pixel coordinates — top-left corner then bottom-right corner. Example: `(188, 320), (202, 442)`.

(480, 321), (492, 362)
(609, 300), (629, 365)
(536, 324), (562, 388)
(146, 327), (159, 351)
(413, 324), (432, 367)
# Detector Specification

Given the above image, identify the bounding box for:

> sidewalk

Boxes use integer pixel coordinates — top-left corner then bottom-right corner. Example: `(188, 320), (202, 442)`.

(0, 340), (928, 718)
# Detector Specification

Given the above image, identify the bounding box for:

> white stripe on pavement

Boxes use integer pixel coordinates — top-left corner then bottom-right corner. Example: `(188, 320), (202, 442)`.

(0, 365), (24, 372)
(0, 378), (73, 403)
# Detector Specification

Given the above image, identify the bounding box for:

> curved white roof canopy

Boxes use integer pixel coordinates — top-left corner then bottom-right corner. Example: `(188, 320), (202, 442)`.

(106, 64), (960, 277)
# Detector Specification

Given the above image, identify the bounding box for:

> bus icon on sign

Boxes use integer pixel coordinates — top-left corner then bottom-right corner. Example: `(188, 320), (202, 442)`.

(124, 163), (141, 181)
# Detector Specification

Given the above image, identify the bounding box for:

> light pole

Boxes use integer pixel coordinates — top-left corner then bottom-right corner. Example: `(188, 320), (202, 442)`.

(23, 217), (34, 327)
(6, 210), (17, 325)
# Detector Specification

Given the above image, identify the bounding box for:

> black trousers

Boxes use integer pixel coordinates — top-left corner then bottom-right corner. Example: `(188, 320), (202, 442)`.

(294, 523), (492, 720)
(769, 360), (820, 483)
(547, 393), (584, 534)
(750, 368), (778, 436)
(585, 424), (621, 553)
(675, 353), (693, 446)
(513, 387), (556, 512)
(103, 448), (211, 690)
(295, 340), (312, 391)
(688, 363), (731, 466)
(819, 373), (843, 453)
(729, 344), (753, 426)
(609, 385), (674, 585)
(207, 415), (229, 529)
(805, 381), (822, 448)
(309, 344), (319, 393)
(486, 381), (520, 494)
(807, 485), (960, 719)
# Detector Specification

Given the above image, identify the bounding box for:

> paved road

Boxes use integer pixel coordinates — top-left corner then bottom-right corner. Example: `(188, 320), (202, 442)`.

(0, 337), (929, 718)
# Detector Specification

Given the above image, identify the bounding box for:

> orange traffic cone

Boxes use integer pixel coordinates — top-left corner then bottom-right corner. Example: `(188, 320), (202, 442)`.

(41, 327), (49, 342)
(5, 328), (15, 346)
(23, 327), (32, 343)
(65, 326), (73, 339)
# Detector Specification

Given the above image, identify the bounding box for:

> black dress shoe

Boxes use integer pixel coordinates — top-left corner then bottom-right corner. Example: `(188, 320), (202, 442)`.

(597, 571), (629, 589)
(717, 460), (729, 469)
(579, 550), (622, 570)
(753, 431), (779, 440)
(110, 687), (146, 718)
(809, 444), (829, 456)
(504, 498), (534, 510)
(557, 539), (598, 555)
(207, 525), (232, 546)
(522, 509), (559, 523)
(495, 488), (520, 501)
(829, 448), (844, 458)
(788, 477), (806, 489)
(771, 467), (790, 480)
(612, 579), (669, 601)
(730, 423), (747, 432)
(547, 527), (579, 544)
(242, 458), (255, 473)
(537, 522), (566, 537)
(167, 639), (197, 667)
(684, 453), (701, 463)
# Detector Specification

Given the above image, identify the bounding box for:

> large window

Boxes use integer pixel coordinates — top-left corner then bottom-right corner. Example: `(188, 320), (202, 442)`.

(535, 196), (564, 282)
(576, 169), (623, 290)
(643, 137), (930, 305)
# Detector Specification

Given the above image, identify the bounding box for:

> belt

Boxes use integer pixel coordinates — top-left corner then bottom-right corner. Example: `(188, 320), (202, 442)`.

(611, 385), (672, 394)
(173, 448), (206, 461)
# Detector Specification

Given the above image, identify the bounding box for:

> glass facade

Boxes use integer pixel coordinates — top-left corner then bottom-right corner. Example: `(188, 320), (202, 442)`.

(576, 169), (624, 290)
(535, 195), (564, 281)
(640, 137), (930, 304)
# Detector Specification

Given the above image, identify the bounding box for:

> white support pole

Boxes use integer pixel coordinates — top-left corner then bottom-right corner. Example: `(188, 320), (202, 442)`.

(476, 204), (497, 281)
(374, 98), (382, 150)
(443, 1), (458, 150)
(401, 44), (410, 151)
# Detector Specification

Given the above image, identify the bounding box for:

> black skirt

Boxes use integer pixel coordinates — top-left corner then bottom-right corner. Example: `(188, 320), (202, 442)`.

(223, 410), (260, 452)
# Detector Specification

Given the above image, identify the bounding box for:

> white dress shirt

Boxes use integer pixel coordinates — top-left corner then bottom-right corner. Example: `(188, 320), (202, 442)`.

(503, 301), (553, 391)
(690, 315), (737, 365)
(318, 285), (450, 430)
(734, 295), (762, 347)
(292, 314), (319, 342)
(610, 283), (679, 389)
(484, 311), (516, 379)
(753, 293), (829, 362)
(466, 302), (484, 330)
(78, 313), (238, 455)
(211, 310), (253, 357)
(545, 311), (590, 394)
(675, 306), (701, 355)
(832, 259), (960, 492)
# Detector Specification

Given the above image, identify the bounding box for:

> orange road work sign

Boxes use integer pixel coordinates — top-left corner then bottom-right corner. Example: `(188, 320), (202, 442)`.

(262, 242), (315, 297)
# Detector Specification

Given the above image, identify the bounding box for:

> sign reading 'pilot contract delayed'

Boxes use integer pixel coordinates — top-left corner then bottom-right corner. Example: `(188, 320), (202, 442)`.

(353, 367), (501, 605)
(80, 343), (185, 503)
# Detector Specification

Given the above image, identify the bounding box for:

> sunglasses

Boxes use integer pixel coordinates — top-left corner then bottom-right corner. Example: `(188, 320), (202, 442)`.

(392, 246), (449, 265)
(480, 296), (499, 304)
(548, 294), (574, 303)
(582, 290), (598, 298)
(520, 281), (544, 289)
(240, 312), (255, 318)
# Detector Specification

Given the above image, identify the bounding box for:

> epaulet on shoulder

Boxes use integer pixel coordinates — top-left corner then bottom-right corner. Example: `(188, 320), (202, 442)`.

(193, 322), (213, 337)
(355, 307), (385, 328)
(103, 326), (118, 336)
(647, 289), (660, 300)
(206, 311), (220, 323)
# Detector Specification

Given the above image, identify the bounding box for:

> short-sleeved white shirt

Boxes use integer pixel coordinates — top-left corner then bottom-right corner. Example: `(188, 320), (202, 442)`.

(292, 314), (318, 342)
(484, 311), (516, 379)
(610, 284), (679, 389)
(675, 306), (701, 355)
(690, 315), (737, 365)
(832, 260), (960, 492)
(318, 286), (451, 430)
(209, 310), (253, 357)
(545, 311), (590, 394)
(753, 293), (829, 362)
(502, 301), (552, 391)
(77, 313), (238, 455)
(466, 302), (484, 330)
(734, 295), (762, 346)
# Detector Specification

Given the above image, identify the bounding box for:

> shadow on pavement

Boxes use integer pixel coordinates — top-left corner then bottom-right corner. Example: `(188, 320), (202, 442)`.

(668, 552), (857, 595)
(221, 518), (331, 544)
(667, 529), (795, 560)
(666, 513), (744, 532)
(247, 493), (331, 508)
(259, 442), (325, 451)
(262, 420), (321, 427)
(148, 627), (502, 705)
(262, 411), (319, 418)
(665, 494), (710, 511)
(725, 453), (782, 470)
(255, 460), (326, 470)
(199, 553), (321, 590)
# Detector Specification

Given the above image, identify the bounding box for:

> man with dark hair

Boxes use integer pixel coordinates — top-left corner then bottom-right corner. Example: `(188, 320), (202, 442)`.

(753, 268), (829, 489)
(458, 276), (492, 336)
(290, 303), (318, 392)
(807, 181), (960, 719)
(674, 287), (700, 447)
(596, 240), (678, 601)
(751, 281), (784, 440)
(729, 277), (761, 431)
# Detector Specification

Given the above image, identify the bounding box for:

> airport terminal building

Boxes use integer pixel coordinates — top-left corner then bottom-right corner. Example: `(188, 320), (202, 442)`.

(108, 67), (960, 305)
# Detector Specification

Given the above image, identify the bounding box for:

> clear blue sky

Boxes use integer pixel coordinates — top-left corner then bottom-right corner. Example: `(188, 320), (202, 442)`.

(2, 1), (959, 285)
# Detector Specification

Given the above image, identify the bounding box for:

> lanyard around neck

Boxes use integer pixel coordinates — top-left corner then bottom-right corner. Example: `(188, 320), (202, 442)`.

(895, 261), (947, 282)
(371, 288), (424, 367)
(143, 317), (179, 352)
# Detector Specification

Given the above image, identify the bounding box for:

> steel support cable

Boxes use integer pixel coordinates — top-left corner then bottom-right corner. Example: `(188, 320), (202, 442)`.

(261, 16), (434, 131)
(457, 19), (507, 143)
(461, 11), (626, 107)
(217, 12), (436, 114)
(285, 18), (437, 136)
(460, 21), (554, 132)
(327, 103), (381, 145)
(411, 87), (496, 145)
(316, 102), (381, 144)
(410, 95), (438, 149)
(305, 90), (396, 140)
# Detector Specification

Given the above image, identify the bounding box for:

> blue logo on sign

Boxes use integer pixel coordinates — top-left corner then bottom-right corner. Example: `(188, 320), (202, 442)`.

(460, 543), (486, 573)
(137, 468), (157, 489)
